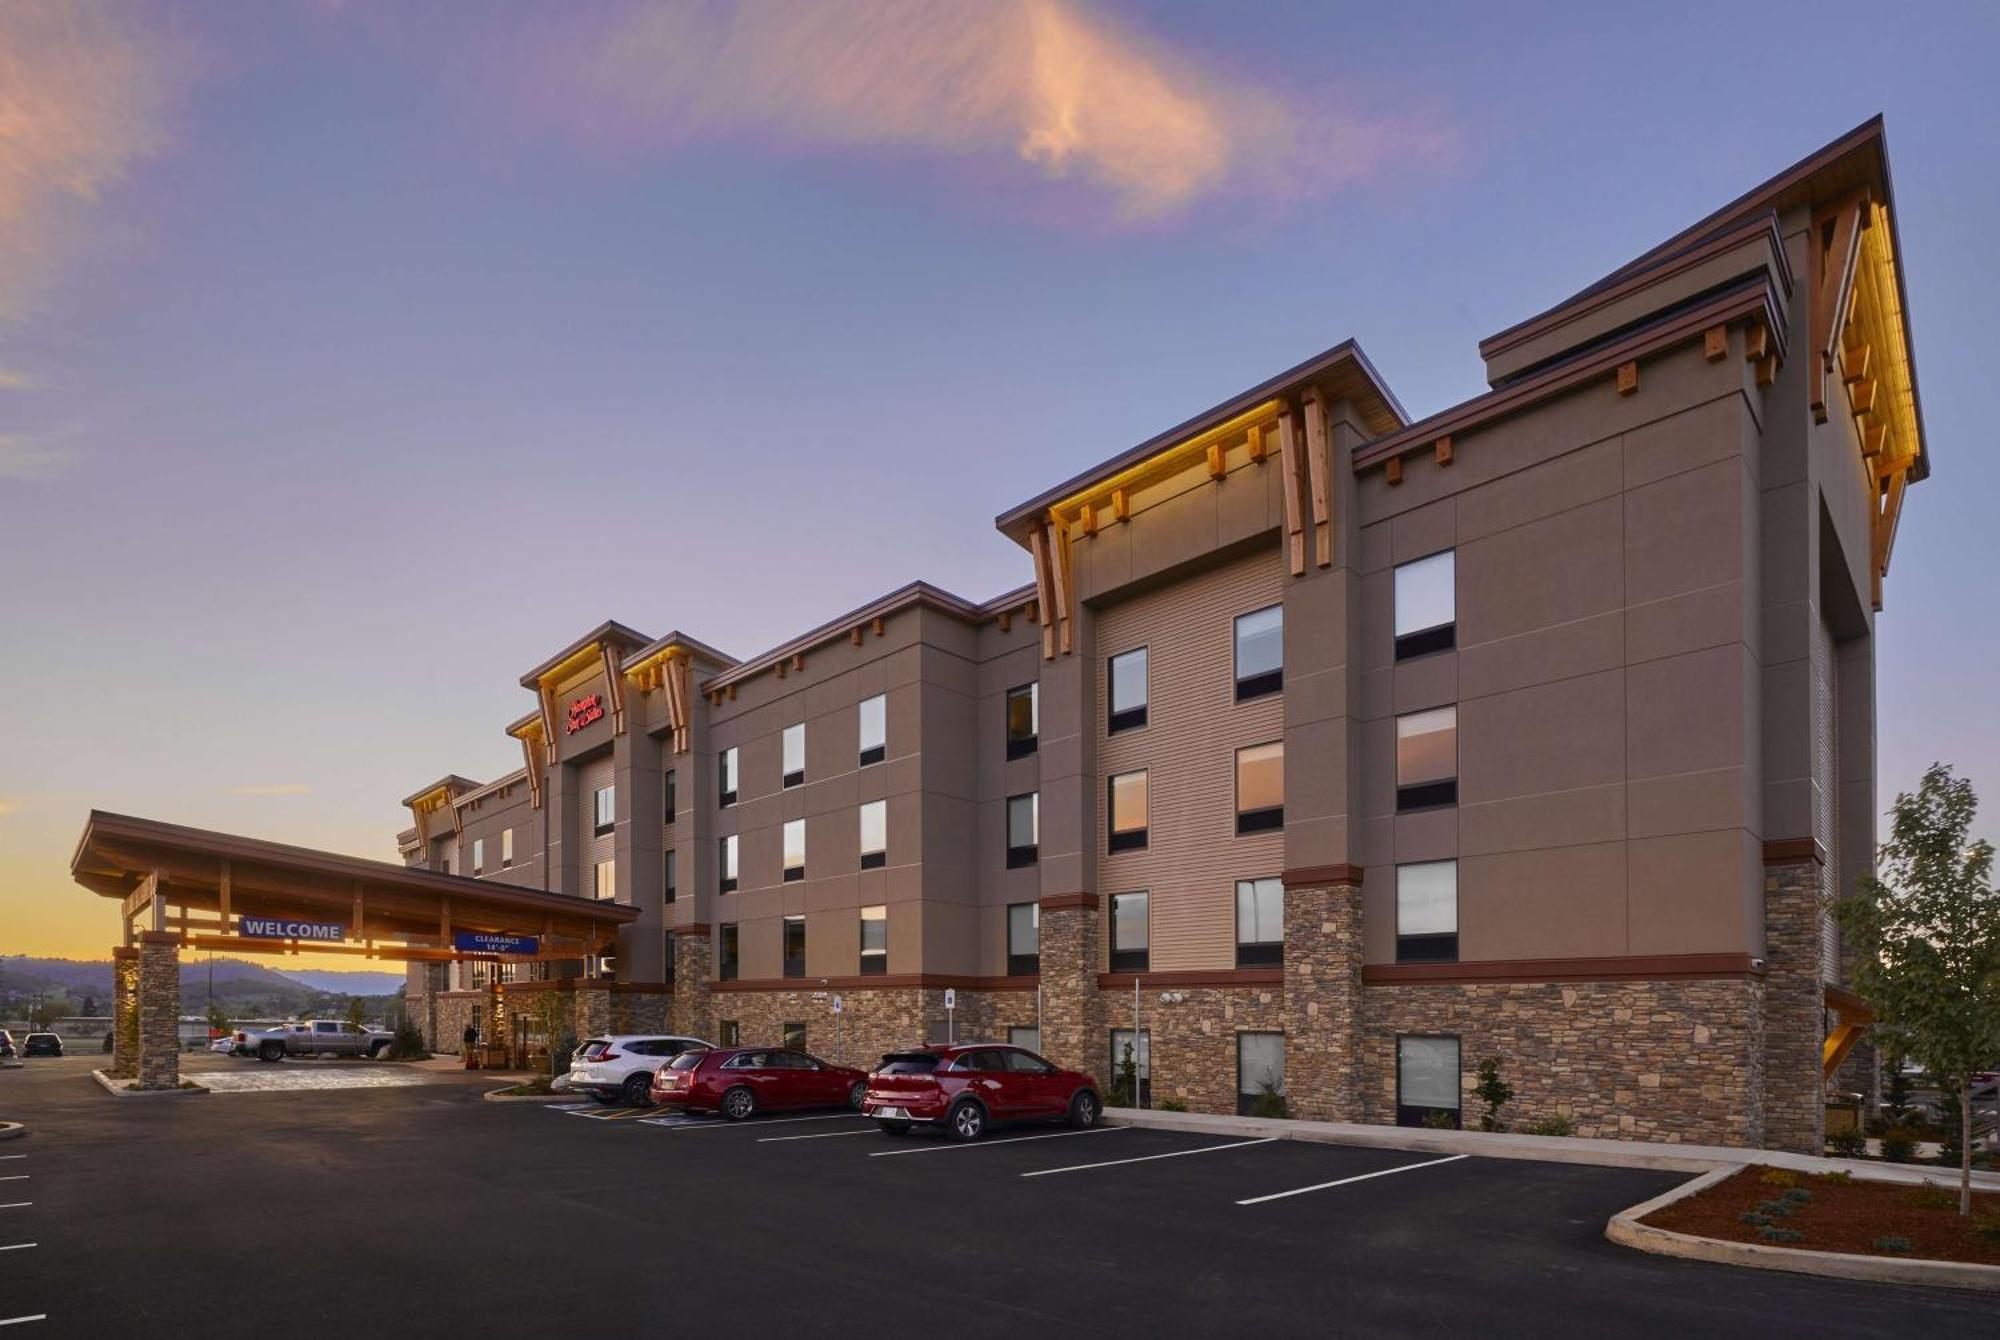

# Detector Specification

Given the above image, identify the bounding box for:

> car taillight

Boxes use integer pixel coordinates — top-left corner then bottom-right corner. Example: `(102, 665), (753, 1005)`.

(598, 1051), (620, 1062)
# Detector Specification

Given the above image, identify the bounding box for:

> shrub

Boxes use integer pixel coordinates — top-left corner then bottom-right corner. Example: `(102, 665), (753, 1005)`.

(1756, 1200), (1794, 1219)
(1880, 1128), (1918, 1163)
(1521, 1115), (1576, 1137)
(1972, 1217), (2000, 1243)
(1781, 1187), (1813, 1204)
(1873, 1236), (1913, 1253)
(1107, 1042), (1139, 1108)
(1826, 1128), (1867, 1158)
(1756, 1226), (1804, 1244)
(1903, 1183), (1957, 1211)
(1250, 1082), (1290, 1121)
(550, 1032), (577, 1079)
(1757, 1168), (1802, 1188)
(1737, 1211), (1771, 1227)
(1474, 1057), (1514, 1132)
(1420, 1110), (1456, 1130)
(1158, 1098), (1188, 1113)
(385, 1017), (430, 1061)
(1812, 1170), (1853, 1185)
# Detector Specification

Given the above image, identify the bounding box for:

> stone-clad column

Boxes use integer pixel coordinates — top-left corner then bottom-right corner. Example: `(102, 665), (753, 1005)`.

(1282, 871), (1364, 1122)
(672, 929), (713, 1041)
(1035, 894), (1100, 1080)
(573, 980), (612, 1043)
(1761, 850), (1826, 1153)
(135, 931), (182, 1090)
(110, 946), (141, 1079)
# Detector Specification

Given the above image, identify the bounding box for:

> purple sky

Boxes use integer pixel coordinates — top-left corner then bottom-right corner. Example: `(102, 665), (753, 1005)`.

(4, 1), (1996, 960)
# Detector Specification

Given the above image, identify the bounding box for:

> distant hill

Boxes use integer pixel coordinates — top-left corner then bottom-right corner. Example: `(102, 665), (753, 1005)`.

(0, 955), (401, 1019)
(274, 968), (406, 995)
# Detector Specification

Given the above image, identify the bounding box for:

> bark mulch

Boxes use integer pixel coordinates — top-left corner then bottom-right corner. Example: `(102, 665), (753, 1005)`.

(1642, 1165), (2000, 1266)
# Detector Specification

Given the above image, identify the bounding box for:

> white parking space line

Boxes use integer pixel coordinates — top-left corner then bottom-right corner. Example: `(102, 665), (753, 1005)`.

(663, 1113), (865, 1132)
(0, 1315), (48, 1327)
(0, 1177), (25, 1183)
(0, 1155), (24, 1160)
(0, 1244), (35, 1252)
(1021, 1136), (1280, 1179)
(0, 1203), (29, 1210)
(757, 1129), (879, 1144)
(870, 1126), (1129, 1158)
(1235, 1154), (1468, 1206)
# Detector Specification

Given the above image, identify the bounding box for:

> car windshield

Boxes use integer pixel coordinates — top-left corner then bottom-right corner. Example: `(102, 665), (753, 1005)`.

(666, 1051), (706, 1072)
(876, 1054), (939, 1075)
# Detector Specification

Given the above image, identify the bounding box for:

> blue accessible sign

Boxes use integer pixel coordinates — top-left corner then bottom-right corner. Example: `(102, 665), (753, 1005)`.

(453, 931), (539, 956)
(239, 917), (345, 942)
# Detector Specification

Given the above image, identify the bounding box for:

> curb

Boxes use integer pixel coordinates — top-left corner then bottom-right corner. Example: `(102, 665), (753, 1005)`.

(1605, 1167), (2000, 1293)
(0, 1121), (24, 1141)
(482, 1086), (572, 1103)
(90, 1069), (210, 1098)
(1105, 1108), (2000, 1188)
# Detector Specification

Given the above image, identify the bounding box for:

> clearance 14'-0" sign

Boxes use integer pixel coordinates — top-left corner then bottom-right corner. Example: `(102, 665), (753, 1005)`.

(453, 931), (540, 956)
(239, 917), (345, 942)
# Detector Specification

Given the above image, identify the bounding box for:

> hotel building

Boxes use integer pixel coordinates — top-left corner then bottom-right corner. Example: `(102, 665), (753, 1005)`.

(399, 120), (1927, 1152)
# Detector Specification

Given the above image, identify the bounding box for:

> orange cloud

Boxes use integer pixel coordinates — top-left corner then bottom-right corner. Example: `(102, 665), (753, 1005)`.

(515, 0), (1451, 223)
(0, 2), (192, 321)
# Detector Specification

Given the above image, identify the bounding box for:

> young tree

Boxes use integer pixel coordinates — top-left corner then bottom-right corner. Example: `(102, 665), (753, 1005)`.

(1835, 764), (2000, 1215)
(343, 995), (367, 1028)
(205, 1000), (231, 1036)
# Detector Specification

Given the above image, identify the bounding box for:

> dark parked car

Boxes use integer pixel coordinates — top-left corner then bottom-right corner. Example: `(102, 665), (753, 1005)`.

(863, 1043), (1101, 1142)
(650, 1046), (867, 1120)
(0, 1030), (15, 1059)
(22, 1033), (64, 1058)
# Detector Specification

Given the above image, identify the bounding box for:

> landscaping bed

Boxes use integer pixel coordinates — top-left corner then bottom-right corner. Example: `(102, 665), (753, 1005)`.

(1642, 1166), (2000, 1266)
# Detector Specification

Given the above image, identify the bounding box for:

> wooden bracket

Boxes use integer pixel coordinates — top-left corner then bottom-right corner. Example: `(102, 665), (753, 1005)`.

(1434, 436), (1453, 468)
(1384, 455), (1403, 487)
(1756, 355), (1778, 388)
(1616, 361), (1639, 396)
(1743, 319), (1769, 363)
(1246, 423), (1268, 463)
(1302, 389), (1332, 568)
(1111, 488), (1130, 522)
(1277, 402), (1310, 574)
(1703, 325), (1727, 361)
(1849, 378), (1877, 417)
(1080, 501), (1097, 537)
(1808, 189), (1869, 423)
(1206, 443), (1225, 481)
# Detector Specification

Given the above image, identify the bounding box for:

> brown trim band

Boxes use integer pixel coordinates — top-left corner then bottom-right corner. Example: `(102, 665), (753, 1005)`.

(1762, 837), (1826, 867)
(1363, 953), (1762, 985)
(111, 946), (140, 960)
(136, 930), (182, 946)
(667, 923), (713, 937)
(1282, 864), (1364, 888)
(1096, 968), (1282, 990)
(711, 974), (1038, 994)
(1038, 892), (1097, 912)
(1824, 983), (1875, 1020)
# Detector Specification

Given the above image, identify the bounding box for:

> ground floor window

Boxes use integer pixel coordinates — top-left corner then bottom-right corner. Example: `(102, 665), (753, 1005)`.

(720, 1019), (740, 1046)
(1236, 1031), (1285, 1116)
(782, 1021), (807, 1050)
(1009, 1025), (1041, 1054)
(1108, 1028), (1150, 1107)
(1396, 1034), (1461, 1128)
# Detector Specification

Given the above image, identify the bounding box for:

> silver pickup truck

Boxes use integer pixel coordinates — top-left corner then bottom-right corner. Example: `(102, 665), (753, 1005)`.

(231, 1020), (393, 1062)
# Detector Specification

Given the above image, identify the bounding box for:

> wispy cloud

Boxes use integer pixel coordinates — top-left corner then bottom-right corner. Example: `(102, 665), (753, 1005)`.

(505, 0), (1453, 225)
(0, 432), (76, 480)
(0, 800), (15, 818)
(224, 783), (313, 798)
(0, 2), (194, 321)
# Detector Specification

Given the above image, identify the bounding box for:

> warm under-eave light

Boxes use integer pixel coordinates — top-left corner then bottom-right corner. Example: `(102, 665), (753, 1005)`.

(1045, 397), (1287, 528)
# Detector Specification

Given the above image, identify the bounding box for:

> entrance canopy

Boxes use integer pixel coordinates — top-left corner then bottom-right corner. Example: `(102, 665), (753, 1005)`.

(71, 810), (638, 963)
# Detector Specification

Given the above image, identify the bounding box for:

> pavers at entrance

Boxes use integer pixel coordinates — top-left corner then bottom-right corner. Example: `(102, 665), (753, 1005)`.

(194, 1066), (433, 1093)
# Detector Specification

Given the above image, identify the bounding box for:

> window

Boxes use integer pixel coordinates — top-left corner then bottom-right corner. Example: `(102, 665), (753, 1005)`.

(1235, 741), (1284, 834)
(1009, 1025), (1042, 1054)
(1107, 647), (1148, 733)
(593, 859), (616, 901)
(662, 929), (675, 984)
(719, 1019), (740, 1046)
(718, 748), (739, 808)
(718, 834), (738, 894)
(1234, 605), (1283, 700)
(1237, 1032), (1286, 1117)
(471, 838), (485, 876)
(1006, 792), (1039, 867)
(1110, 891), (1148, 973)
(501, 827), (514, 868)
(782, 915), (806, 978)
(1397, 1035), (1461, 1127)
(1396, 706), (1458, 810)
(1396, 861), (1458, 963)
(1394, 550), (1456, 660)
(1108, 770), (1148, 852)
(664, 848), (677, 903)
(1109, 1028), (1151, 1107)
(783, 818), (806, 882)
(859, 800), (886, 869)
(860, 904), (887, 975)
(593, 784), (615, 835)
(1235, 877), (1284, 967)
(718, 924), (739, 982)
(1007, 901), (1039, 976)
(858, 694), (886, 767)
(782, 722), (805, 788)
(782, 1020), (807, 1050)
(1005, 683), (1039, 759)
(663, 769), (676, 824)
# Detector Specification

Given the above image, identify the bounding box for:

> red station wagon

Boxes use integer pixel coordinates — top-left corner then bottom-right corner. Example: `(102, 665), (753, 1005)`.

(864, 1044), (1101, 1142)
(650, 1046), (868, 1120)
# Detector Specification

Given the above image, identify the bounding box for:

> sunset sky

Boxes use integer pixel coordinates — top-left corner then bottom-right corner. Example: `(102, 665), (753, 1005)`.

(3, 1), (1996, 965)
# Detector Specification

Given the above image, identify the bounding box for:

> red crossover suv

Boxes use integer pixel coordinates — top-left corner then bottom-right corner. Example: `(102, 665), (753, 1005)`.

(649, 1046), (868, 1120)
(864, 1044), (1101, 1142)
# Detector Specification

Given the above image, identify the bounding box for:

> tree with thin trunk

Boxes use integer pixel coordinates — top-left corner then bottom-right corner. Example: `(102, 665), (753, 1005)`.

(1834, 763), (2000, 1215)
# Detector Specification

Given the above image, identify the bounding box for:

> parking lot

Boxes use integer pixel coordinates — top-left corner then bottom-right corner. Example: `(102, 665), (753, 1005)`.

(2, 1054), (1993, 1337)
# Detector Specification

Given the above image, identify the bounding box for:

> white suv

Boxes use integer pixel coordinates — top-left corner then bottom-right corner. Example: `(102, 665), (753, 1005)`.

(569, 1035), (712, 1105)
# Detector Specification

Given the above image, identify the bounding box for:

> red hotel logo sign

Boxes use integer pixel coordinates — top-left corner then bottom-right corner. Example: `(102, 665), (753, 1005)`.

(565, 692), (606, 734)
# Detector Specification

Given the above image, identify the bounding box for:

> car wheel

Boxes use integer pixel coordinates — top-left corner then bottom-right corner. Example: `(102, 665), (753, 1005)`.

(878, 1120), (912, 1136)
(621, 1074), (653, 1107)
(258, 1042), (284, 1063)
(721, 1086), (756, 1121)
(847, 1081), (866, 1111)
(947, 1100), (986, 1143)
(1068, 1089), (1101, 1129)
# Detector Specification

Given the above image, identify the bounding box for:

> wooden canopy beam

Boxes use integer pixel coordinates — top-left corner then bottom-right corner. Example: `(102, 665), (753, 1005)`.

(1808, 189), (1869, 423)
(1277, 402), (1308, 575)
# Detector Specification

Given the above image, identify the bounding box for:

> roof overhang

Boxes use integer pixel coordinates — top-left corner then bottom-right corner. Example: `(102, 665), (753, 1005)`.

(518, 620), (654, 689)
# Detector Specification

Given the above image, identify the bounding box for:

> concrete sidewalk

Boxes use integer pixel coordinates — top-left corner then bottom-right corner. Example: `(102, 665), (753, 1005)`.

(1107, 1107), (2000, 1189)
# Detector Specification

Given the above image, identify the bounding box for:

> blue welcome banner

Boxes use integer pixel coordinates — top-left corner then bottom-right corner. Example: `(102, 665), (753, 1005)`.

(453, 931), (539, 956)
(239, 917), (344, 942)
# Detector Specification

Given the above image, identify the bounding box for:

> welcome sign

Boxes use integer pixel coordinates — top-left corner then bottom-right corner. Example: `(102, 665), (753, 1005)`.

(239, 917), (345, 942)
